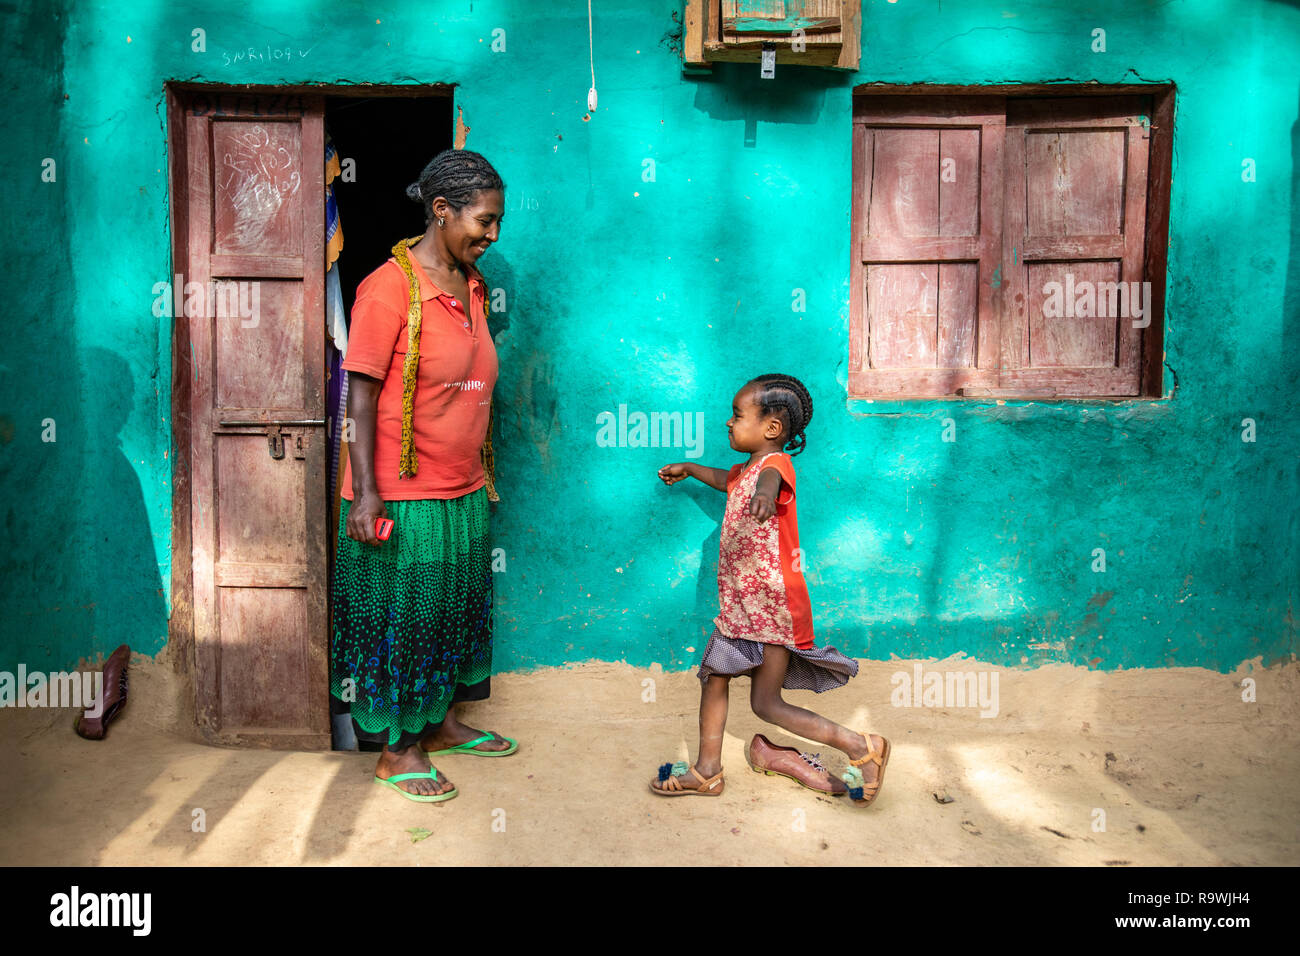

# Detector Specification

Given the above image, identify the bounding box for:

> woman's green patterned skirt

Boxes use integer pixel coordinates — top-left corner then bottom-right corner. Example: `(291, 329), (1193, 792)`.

(330, 488), (493, 750)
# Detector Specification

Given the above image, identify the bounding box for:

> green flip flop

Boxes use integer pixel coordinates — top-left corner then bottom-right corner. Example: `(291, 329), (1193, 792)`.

(374, 768), (459, 803)
(422, 732), (518, 758)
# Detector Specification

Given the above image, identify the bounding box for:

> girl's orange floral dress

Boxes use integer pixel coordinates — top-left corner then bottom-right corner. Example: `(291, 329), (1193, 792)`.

(699, 452), (858, 692)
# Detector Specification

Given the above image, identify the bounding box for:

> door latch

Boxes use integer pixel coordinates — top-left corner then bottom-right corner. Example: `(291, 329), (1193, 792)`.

(215, 419), (324, 459)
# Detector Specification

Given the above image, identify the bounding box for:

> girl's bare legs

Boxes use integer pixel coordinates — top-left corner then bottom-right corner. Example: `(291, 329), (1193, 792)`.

(750, 645), (883, 785)
(694, 675), (730, 777)
(651, 673), (729, 792)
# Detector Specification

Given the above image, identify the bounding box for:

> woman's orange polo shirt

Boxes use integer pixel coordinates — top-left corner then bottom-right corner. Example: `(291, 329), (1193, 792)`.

(340, 253), (498, 501)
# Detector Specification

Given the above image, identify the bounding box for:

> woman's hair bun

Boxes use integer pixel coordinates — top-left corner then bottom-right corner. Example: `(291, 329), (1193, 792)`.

(405, 150), (505, 224)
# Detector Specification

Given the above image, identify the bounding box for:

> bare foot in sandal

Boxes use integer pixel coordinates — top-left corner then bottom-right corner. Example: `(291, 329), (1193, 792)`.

(649, 760), (725, 796)
(843, 732), (890, 807)
(420, 709), (514, 754)
(419, 725), (513, 755)
(376, 745), (455, 797)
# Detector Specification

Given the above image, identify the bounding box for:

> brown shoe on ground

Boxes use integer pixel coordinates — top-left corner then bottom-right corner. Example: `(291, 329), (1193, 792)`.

(747, 733), (847, 796)
(74, 644), (130, 740)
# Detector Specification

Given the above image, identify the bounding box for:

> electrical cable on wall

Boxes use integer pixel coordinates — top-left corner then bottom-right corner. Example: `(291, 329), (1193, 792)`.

(587, 0), (598, 112)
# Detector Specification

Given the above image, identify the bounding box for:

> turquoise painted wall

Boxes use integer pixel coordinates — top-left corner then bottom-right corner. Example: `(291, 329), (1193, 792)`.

(1, 1), (1296, 675)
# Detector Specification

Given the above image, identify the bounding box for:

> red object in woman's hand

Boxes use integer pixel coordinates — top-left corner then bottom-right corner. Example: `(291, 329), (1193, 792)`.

(375, 518), (394, 541)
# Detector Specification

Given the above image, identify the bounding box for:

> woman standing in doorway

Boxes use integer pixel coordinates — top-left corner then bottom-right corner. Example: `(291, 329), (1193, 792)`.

(332, 149), (516, 801)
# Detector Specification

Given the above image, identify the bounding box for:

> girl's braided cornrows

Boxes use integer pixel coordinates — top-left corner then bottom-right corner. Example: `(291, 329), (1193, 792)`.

(405, 149), (505, 224)
(749, 373), (814, 455)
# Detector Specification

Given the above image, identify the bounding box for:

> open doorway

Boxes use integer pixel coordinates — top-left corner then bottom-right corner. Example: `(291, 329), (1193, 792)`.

(166, 85), (454, 750)
(322, 92), (454, 751)
(323, 94), (453, 313)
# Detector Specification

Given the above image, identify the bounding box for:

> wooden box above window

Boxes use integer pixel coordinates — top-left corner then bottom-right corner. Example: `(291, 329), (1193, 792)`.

(683, 0), (861, 71)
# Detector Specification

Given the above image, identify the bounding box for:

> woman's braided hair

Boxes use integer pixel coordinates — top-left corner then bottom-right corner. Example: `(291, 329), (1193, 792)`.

(749, 373), (813, 456)
(405, 149), (504, 224)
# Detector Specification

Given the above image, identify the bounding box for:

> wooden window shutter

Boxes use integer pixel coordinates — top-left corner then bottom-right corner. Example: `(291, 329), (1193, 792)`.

(850, 96), (1006, 398)
(996, 96), (1152, 397)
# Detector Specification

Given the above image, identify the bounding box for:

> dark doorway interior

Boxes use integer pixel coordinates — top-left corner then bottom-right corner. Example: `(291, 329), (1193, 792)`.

(322, 92), (454, 751)
(323, 94), (454, 312)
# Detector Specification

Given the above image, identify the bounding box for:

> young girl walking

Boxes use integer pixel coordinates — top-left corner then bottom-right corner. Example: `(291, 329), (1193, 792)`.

(650, 374), (890, 807)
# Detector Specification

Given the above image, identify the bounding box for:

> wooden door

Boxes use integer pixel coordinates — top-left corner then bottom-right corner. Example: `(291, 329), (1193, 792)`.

(180, 92), (330, 748)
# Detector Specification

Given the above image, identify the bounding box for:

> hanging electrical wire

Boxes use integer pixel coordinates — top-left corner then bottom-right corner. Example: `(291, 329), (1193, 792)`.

(587, 0), (598, 112)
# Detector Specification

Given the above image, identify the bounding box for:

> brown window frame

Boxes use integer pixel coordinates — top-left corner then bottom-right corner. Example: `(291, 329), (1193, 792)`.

(849, 84), (1174, 401)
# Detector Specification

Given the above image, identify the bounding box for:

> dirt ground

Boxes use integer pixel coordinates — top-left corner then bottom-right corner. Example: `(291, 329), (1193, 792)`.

(1, 649), (1297, 866)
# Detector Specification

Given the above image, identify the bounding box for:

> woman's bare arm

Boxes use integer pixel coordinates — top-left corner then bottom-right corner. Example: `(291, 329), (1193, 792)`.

(344, 373), (386, 545)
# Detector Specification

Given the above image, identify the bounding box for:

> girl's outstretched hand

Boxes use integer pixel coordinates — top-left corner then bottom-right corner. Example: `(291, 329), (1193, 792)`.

(748, 491), (777, 523)
(659, 463), (691, 485)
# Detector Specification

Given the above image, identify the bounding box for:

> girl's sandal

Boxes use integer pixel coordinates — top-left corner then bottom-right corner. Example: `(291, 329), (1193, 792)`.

(842, 733), (891, 807)
(649, 761), (725, 797)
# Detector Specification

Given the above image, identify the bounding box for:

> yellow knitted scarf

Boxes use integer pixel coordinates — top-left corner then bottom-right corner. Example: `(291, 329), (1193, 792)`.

(391, 235), (499, 502)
